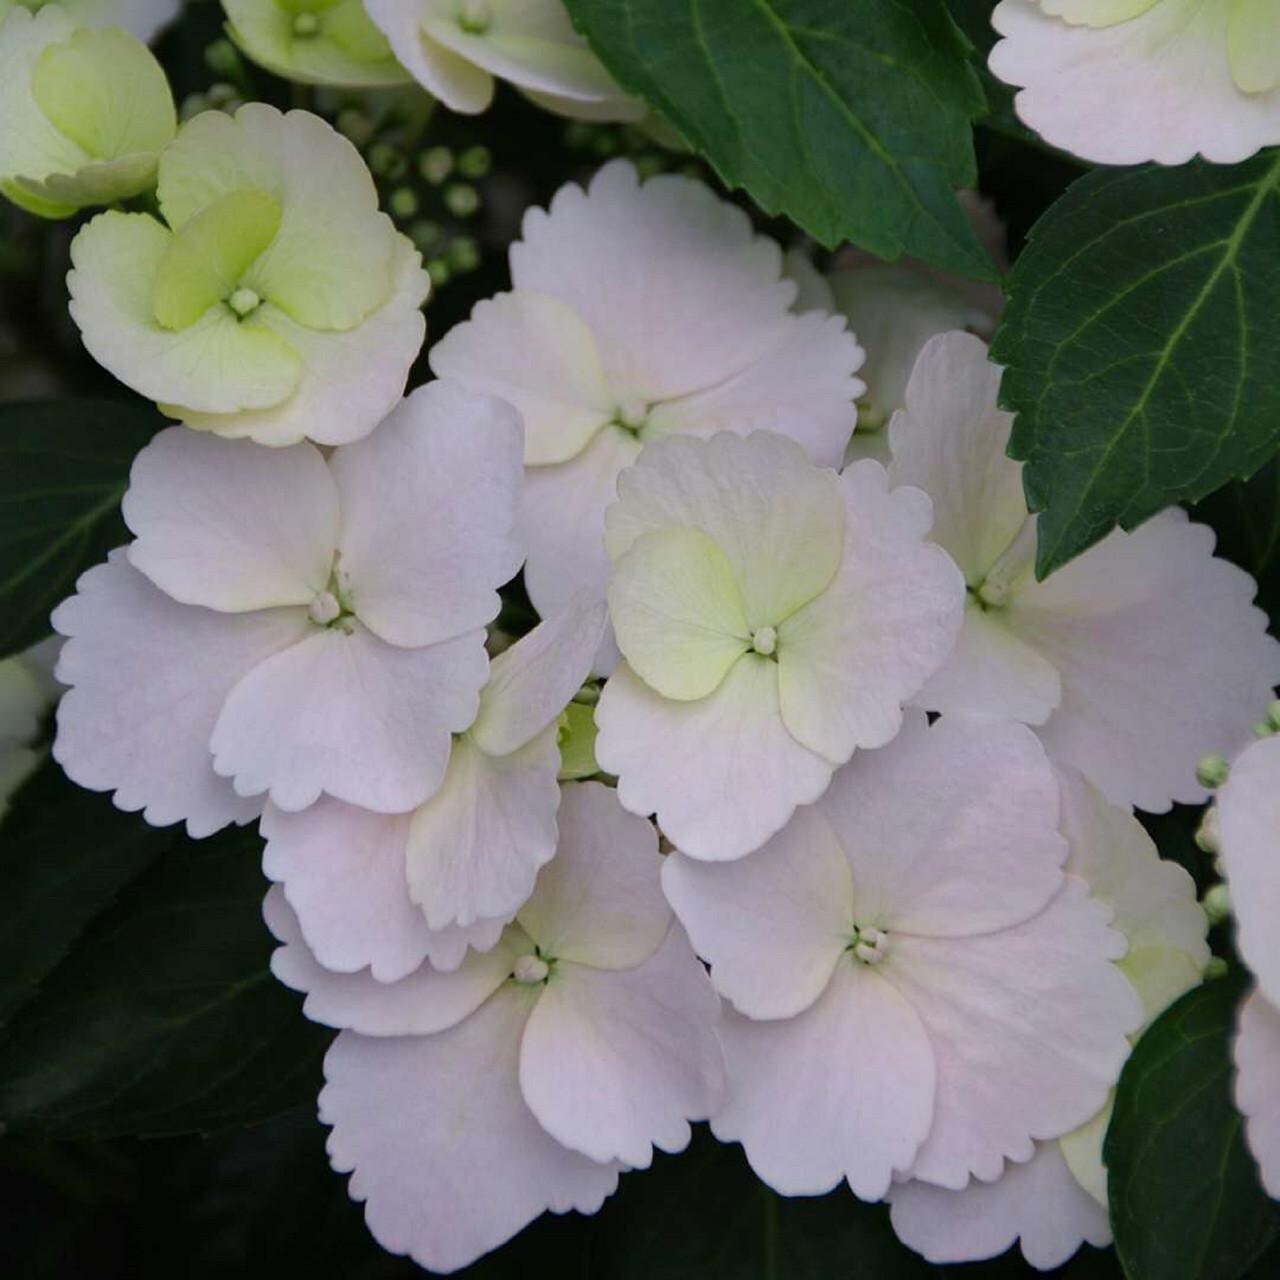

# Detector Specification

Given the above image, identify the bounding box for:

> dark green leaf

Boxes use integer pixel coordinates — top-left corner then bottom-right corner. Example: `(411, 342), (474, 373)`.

(1105, 972), (1280, 1280)
(994, 153), (1280, 577)
(564, 0), (996, 280)
(0, 759), (169, 1027)
(0, 398), (159, 659)
(0, 820), (328, 1139)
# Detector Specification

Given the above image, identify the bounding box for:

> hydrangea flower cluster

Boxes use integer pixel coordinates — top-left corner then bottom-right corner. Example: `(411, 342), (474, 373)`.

(9, 22), (1277, 1267)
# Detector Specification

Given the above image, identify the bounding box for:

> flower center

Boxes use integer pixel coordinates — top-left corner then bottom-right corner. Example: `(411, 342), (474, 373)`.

(512, 952), (550, 984)
(227, 286), (262, 320)
(291, 10), (320, 36)
(849, 924), (888, 966)
(751, 625), (778, 657)
(613, 396), (650, 434)
(307, 590), (342, 625)
(457, 0), (492, 33)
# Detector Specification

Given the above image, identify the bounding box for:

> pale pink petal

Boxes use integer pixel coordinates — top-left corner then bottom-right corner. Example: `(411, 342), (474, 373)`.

(775, 460), (965, 763)
(430, 291), (614, 466)
(405, 730), (561, 930)
(1235, 989), (1280, 1199)
(888, 1142), (1111, 1270)
(661, 803), (854, 1020)
(990, 0), (1280, 166)
(818, 713), (1067, 938)
(123, 427), (340, 613)
(520, 424), (641, 626)
(265, 887), (518, 1037)
(712, 963), (936, 1200)
(363, 0), (494, 111)
(516, 780), (670, 970)
(645, 309), (863, 470)
(51, 552), (307, 837)
(595, 658), (833, 863)
(518, 927), (724, 1167)
(1218, 734), (1280, 1005)
(320, 990), (621, 1273)
(1017, 511), (1280, 812)
(470, 593), (607, 757)
(210, 622), (487, 814)
(330, 382), (524, 649)
(261, 799), (506, 982)
(890, 880), (1139, 1188)
(511, 161), (792, 402)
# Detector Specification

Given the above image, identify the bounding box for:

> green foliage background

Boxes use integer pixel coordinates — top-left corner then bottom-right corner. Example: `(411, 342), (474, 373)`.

(2, 1), (1279, 1277)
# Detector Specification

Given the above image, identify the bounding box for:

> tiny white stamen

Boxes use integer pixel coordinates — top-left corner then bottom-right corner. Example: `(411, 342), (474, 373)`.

(751, 625), (777, 657)
(292, 10), (320, 35)
(228, 287), (261, 318)
(458, 0), (491, 32)
(852, 925), (888, 966)
(308, 590), (341, 625)
(513, 953), (549, 984)
(615, 396), (648, 431)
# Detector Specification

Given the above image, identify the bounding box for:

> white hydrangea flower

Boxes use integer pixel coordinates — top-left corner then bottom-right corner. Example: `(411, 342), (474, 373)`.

(364, 0), (640, 119)
(990, 0), (1280, 165)
(0, 0), (179, 43)
(222, 0), (411, 88)
(1217, 733), (1280, 1198)
(261, 594), (606, 981)
(52, 384), (522, 836)
(0, 638), (61, 818)
(431, 161), (866, 637)
(888, 766), (1209, 1269)
(0, 5), (176, 218)
(663, 713), (1141, 1200)
(268, 781), (725, 1273)
(594, 430), (964, 862)
(68, 103), (429, 447)
(892, 330), (1280, 812)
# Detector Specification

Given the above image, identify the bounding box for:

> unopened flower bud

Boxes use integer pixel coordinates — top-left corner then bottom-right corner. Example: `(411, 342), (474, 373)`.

(1205, 956), (1229, 980)
(389, 186), (419, 219)
(1201, 882), (1231, 926)
(457, 145), (491, 178)
(446, 235), (481, 273)
(1195, 754), (1230, 790)
(204, 38), (242, 79)
(419, 145), (453, 185)
(444, 182), (480, 218)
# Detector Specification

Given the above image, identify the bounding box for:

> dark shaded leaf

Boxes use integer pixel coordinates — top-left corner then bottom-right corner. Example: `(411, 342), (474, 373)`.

(564, 0), (995, 279)
(0, 820), (327, 1139)
(1106, 972), (1280, 1280)
(0, 398), (158, 658)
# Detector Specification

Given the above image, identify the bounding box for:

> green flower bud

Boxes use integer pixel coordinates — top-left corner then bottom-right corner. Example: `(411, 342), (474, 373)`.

(409, 218), (443, 252)
(1195, 753), (1230, 790)
(1204, 956), (1229, 981)
(336, 108), (374, 148)
(1201, 882), (1231, 926)
(443, 181), (480, 217)
(388, 186), (419, 219)
(445, 234), (480, 273)
(204, 38), (243, 80)
(0, 7), (176, 218)
(426, 256), (451, 288)
(367, 141), (406, 179)
(457, 144), (491, 178)
(206, 81), (239, 108)
(418, 144), (453, 185)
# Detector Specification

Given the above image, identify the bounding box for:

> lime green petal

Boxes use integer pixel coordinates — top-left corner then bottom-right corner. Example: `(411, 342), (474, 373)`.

(159, 104), (396, 331)
(0, 175), (75, 217)
(69, 210), (302, 414)
(152, 187), (282, 331)
(609, 525), (752, 702)
(32, 27), (175, 161)
(16, 150), (158, 208)
(0, 5), (86, 205)
(1229, 0), (1280, 93)
(323, 0), (395, 60)
(225, 0), (408, 88)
